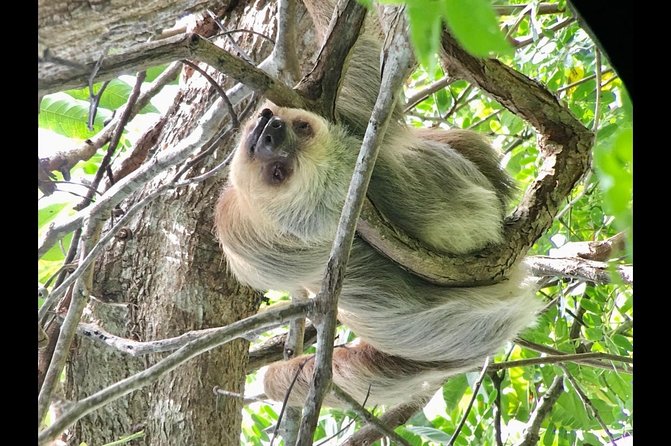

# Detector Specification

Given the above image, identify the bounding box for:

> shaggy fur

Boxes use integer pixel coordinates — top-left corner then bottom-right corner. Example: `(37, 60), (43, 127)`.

(213, 1), (540, 407)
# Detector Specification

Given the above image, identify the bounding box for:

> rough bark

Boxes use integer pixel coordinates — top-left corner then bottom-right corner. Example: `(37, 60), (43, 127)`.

(38, 0), (230, 67)
(60, 2), (284, 445)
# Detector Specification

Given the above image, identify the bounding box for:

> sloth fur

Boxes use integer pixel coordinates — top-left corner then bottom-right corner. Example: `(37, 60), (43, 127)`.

(214, 0), (541, 407)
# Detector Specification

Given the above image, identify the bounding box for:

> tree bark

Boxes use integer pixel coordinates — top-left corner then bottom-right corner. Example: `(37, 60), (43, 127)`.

(60, 2), (281, 445)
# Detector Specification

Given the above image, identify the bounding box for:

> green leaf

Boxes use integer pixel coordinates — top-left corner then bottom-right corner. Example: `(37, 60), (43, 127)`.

(594, 124), (633, 254)
(65, 79), (159, 114)
(444, 0), (513, 57)
(443, 374), (469, 407)
(38, 202), (68, 229)
(611, 334), (633, 352)
(584, 327), (603, 341)
(435, 89), (451, 115)
(579, 298), (601, 314)
(40, 93), (112, 139)
(406, 1), (445, 70)
(357, 0), (373, 8)
(542, 425), (556, 446)
(405, 425), (452, 442)
(42, 232), (73, 262)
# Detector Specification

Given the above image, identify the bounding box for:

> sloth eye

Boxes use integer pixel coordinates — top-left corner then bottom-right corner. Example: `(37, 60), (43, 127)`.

(292, 120), (313, 137)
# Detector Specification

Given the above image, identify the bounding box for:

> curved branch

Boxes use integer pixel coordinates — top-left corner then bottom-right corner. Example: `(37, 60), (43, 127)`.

(357, 31), (594, 286)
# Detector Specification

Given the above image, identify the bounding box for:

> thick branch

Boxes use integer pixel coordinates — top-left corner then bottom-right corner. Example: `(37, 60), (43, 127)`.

(39, 33), (304, 108)
(357, 32), (594, 286)
(37, 301), (312, 444)
(528, 256), (632, 285)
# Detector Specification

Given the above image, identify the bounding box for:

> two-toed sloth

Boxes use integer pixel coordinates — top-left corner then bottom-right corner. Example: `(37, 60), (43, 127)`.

(215, 0), (541, 407)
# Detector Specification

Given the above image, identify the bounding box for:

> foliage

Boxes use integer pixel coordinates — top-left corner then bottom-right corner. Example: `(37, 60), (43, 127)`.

(39, 1), (632, 445)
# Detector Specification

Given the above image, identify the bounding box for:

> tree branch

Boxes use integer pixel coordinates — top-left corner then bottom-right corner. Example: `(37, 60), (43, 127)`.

(295, 5), (415, 444)
(37, 219), (103, 426)
(516, 376), (564, 446)
(295, 0), (367, 120)
(39, 33), (305, 108)
(488, 352), (632, 372)
(279, 290), (308, 446)
(342, 396), (430, 446)
(515, 338), (631, 373)
(448, 358), (491, 446)
(37, 301), (313, 445)
(528, 256), (632, 285)
(357, 30), (594, 286)
(247, 324), (318, 372)
(331, 385), (411, 446)
(38, 62), (182, 188)
(272, 0), (300, 85)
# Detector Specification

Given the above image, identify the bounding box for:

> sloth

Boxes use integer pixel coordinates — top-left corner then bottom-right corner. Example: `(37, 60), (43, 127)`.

(214, 1), (541, 407)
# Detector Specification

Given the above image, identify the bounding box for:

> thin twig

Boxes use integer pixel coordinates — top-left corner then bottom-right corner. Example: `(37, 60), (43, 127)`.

(488, 352), (632, 372)
(87, 80), (111, 131)
(592, 49), (603, 134)
(515, 338), (631, 374)
(75, 72), (147, 210)
(516, 376), (564, 446)
(332, 385), (411, 446)
(559, 365), (617, 445)
(271, 360), (308, 446)
(182, 60), (239, 129)
(447, 357), (490, 446)
(37, 301), (313, 444)
(214, 28), (276, 45)
(557, 68), (613, 93)
(512, 18), (576, 47)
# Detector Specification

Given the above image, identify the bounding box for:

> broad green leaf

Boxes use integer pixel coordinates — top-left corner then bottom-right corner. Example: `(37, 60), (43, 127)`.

(584, 327), (603, 341)
(405, 425), (452, 442)
(41, 231), (73, 262)
(594, 123), (633, 256)
(542, 425), (556, 446)
(65, 79), (159, 114)
(579, 298), (601, 314)
(406, 1), (445, 69)
(40, 93), (112, 139)
(444, 0), (513, 57)
(443, 374), (469, 407)
(38, 202), (68, 229)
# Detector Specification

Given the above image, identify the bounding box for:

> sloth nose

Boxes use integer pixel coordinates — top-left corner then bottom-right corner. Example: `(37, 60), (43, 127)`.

(256, 116), (287, 158)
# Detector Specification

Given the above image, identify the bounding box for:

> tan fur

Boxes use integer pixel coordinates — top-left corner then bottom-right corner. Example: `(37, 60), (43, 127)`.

(214, 1), (541, 408)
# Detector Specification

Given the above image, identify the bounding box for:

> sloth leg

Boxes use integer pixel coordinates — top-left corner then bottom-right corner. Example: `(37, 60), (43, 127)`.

(262, 342), (479, 408)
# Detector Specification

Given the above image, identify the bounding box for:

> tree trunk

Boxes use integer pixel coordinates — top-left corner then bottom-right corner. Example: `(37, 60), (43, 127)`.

(62, 2), (282, 444)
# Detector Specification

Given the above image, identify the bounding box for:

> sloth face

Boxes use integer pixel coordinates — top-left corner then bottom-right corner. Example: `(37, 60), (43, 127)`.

(229, 103), (358, 239)
(236, 105), (321, 187)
